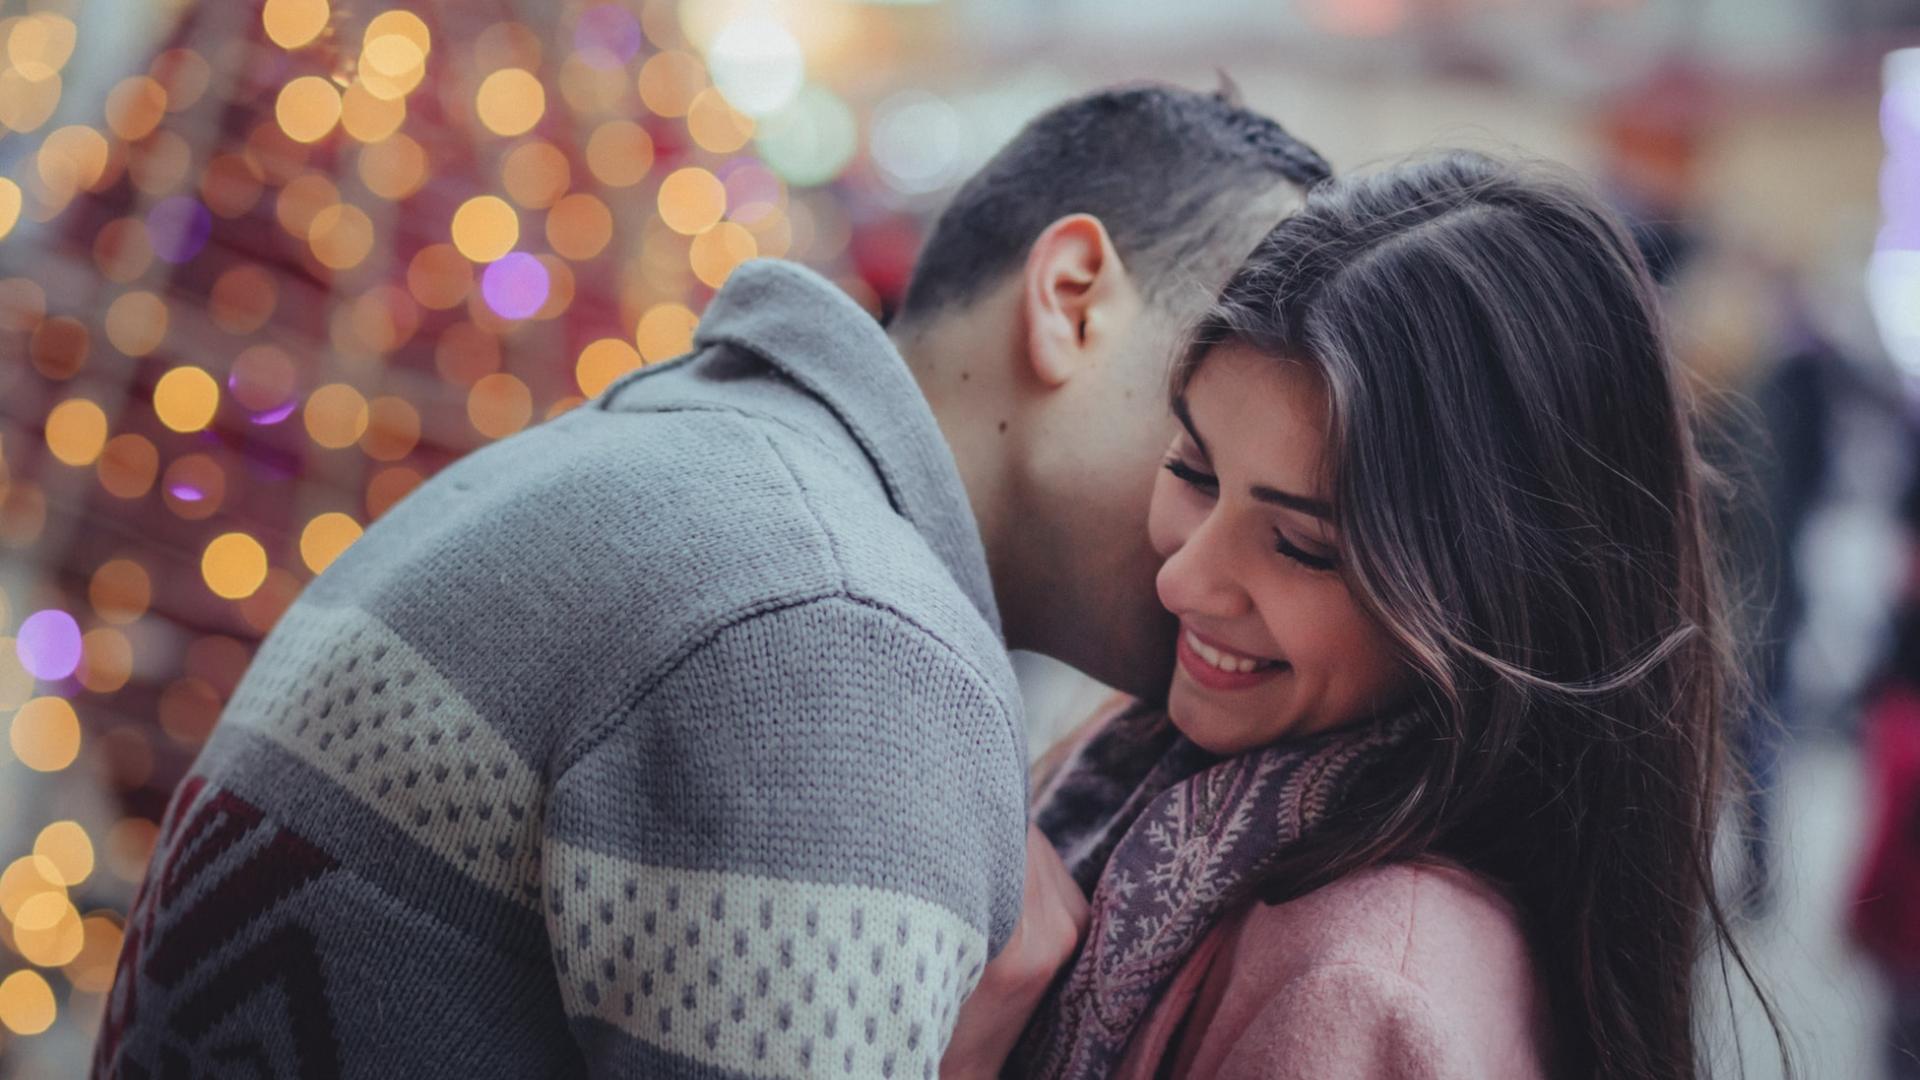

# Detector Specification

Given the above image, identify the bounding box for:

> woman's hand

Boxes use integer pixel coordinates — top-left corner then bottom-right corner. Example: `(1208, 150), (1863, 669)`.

(940, 823), (1091, 1079)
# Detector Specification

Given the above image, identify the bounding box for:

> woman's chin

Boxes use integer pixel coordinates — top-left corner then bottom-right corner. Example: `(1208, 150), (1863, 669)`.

(1167, 684), (1272, 757)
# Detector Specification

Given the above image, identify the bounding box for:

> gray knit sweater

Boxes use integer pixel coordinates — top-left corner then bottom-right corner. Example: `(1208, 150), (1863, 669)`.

(93, 261), (1030, 1079)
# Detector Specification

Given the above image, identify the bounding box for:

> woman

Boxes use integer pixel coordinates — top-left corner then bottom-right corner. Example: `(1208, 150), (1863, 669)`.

(942, 151), (1785, 1079)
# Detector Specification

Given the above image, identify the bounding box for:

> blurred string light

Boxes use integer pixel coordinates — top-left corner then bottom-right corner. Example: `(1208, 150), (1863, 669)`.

(1870, 48), (1920, 379)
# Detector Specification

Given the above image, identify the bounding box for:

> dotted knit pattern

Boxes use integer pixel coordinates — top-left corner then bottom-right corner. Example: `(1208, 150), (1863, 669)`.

(222, 603), (546, 907)
(549, 842), (985, 1080)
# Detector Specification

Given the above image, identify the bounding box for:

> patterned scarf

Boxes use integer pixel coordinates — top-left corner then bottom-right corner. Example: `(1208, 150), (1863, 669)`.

(1010, 699), (1417, 1080)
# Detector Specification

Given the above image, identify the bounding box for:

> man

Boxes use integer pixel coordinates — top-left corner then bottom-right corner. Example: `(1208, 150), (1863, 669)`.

(95, 83), (1329, 1078)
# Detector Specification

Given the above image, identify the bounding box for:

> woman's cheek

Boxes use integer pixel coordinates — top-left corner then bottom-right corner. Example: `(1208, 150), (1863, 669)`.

(1146, 473), (1188, 561)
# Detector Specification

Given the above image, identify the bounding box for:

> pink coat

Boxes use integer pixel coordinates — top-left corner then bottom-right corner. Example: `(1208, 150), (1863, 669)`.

(1111, 859), (1552, 1079)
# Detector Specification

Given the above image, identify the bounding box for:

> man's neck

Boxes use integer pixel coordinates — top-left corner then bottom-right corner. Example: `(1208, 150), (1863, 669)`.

(890, 303), (1032, 653)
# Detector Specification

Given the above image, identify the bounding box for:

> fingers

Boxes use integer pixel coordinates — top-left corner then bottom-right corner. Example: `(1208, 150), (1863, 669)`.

(1025, 823), (1090, 937)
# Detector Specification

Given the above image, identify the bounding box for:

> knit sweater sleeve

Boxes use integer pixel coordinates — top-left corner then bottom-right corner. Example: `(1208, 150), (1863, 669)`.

(539, 594), (1029, 1079)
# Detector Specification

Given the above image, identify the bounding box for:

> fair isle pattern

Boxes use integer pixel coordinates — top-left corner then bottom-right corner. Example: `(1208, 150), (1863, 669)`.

(1013, 708), (1418, 1080)
(548, 842), (985, 1079)
(221, 603), (547, 907)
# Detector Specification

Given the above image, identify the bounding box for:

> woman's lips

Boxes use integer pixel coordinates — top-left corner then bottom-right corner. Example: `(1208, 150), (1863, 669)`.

(1176, 627), (1289, 692)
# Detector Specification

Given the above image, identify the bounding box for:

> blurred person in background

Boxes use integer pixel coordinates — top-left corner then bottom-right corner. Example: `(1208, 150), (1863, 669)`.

(968, 151), (1790, 1080)
(90, 83), (1330, 1080)
(1848, 468), (1920, 1080)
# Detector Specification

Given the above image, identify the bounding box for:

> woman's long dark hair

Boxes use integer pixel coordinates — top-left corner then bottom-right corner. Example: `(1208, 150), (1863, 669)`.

(1175, 151), (1787, 1080)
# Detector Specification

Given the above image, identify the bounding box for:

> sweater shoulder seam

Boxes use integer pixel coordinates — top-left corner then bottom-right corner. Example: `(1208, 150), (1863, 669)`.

(552, 591), (1017, 778)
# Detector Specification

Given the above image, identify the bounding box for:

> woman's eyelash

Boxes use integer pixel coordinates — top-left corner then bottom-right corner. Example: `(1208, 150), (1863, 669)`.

(1162, 457), (1216, 490)
(1273, 529), (1339, 572)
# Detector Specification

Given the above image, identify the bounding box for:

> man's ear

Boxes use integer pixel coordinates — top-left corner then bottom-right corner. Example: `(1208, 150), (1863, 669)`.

(1020, 214), (1139, 389)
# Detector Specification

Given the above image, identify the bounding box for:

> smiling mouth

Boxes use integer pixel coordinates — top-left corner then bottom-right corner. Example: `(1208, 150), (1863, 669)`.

(1183, 628), (1283, 673)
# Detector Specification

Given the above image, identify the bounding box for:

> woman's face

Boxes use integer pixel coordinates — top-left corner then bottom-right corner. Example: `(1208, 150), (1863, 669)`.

(1148, 342), (1413, 755)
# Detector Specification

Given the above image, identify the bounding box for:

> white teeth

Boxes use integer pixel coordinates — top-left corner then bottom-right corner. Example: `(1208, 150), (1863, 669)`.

(1186, 630), (1271, 674)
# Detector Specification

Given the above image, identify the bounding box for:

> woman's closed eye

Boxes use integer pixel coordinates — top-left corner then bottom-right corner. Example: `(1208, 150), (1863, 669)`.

(1163, 457), (1339, 572)
(1162, 456), (1217, 493)
(1271, 528), (1338, 572)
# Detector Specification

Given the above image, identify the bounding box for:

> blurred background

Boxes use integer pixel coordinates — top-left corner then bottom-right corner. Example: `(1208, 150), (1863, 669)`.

(0, 0), (1917, 1075)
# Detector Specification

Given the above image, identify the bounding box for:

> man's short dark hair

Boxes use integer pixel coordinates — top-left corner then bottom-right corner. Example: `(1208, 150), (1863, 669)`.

(897, 82), (1332, 323)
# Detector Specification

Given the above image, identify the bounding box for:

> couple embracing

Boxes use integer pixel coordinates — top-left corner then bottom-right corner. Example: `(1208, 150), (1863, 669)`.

(96, 83), (1763, 1080)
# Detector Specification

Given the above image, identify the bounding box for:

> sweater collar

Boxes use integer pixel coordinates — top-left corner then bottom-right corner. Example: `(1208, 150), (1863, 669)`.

(691, 259), (1002, 640)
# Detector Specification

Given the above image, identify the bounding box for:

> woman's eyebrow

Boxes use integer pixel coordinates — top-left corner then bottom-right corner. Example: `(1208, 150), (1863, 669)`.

(1251, 485), (1332, 518)
(1176, 391), (1331, 517)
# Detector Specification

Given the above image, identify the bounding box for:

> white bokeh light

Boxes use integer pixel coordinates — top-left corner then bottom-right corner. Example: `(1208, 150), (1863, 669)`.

(869, 90), (963, 194)
(706, 16), (803, 117)
(753, 84), (857, 188)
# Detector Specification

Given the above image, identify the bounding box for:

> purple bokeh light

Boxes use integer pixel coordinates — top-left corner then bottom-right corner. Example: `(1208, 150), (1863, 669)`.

(248, 401), (298, 425)
(169, 483), (205, 502)
(16, 609), (82, 681)
(721, 162), (783, 227)
(147, 196), (213, 264)
(575, 5), (643, 69)
(481, 253), (551, 320)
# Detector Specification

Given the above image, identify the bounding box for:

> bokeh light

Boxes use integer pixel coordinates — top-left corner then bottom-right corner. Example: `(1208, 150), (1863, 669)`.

(502, 140), (570, 207)
(467, 372), (532, 439)
(0, 855), (63, 922)
(690, 221), (757, 288)
(480, 252), (550, 319)
(341, 79), (407, 142)
(0, 971), (56, 1036)
(104, 289), (169, 356)
(308, 203), (376, 269)
(585, 120), (654, 187)
(574, 4), (642, 68)
(146, 195), (212, 263)
(45, 399), (108, 467)
(211, 266), (278, 333)
(452, 195), (519, 262)
(201, 532), (268, 600)
(163, 453), (227, 519)
(476, 68), (546, 137)
(753, 85), (858, 187)
(547, 192), (613, 260)
(276, 75), (343, 143)
(300, 512), (363, 573)
(707, 18), (803, 117)
(305, 382), (371, 448)
(105, 76), (168, 141)
(11, 697), (81, 772)
(89, 559), (152, 624)
(17, 610), (82, 680)
(263, 0), (329, 49)
(871, 90), (964, 193)
(407, 244), (473, 309)
(97, 434), (159, 498)
(636, 301), (699, 362)
(362, 396), (420, 460)
(78, 628), (133, 694)
(637, 50), (704, 117)
(153, 365), (220, 432)
(0, 178), (22, 241)
(658, 167), (727, 235)
(688, 88), (756, 154)
(359, 133), (428, 199)
(576, 338), (642, 397)
(33, 822), (93, 887)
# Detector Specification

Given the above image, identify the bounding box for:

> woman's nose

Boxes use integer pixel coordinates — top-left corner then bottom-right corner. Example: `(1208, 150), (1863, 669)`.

(1155, 514), (1251, 622)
